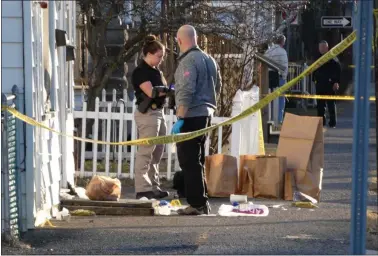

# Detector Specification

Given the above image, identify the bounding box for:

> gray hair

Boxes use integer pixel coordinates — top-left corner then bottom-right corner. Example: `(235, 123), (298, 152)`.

(319, 40), (328, 46)
(275, 35), (286, 45)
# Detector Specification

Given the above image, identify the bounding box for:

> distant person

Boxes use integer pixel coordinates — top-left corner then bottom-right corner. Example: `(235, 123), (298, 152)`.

(172, 25), (222, 215)
(131, 35), (173, 200)
(313, 40), (341, 128)
(264, 35), (289, 124)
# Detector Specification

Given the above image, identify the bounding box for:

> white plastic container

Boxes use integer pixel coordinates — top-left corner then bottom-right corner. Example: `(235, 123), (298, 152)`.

(230, 194), (248, 204)
(154, 205), (171, 216)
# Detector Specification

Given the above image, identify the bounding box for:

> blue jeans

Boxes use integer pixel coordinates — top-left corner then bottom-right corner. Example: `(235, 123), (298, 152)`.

(278, 78), (286, 123)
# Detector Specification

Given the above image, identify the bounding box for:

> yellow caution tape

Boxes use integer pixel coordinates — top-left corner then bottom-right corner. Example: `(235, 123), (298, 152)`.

(292, 202), (318, 209)
(1, 31), (357, 146)
(277, 94), (376, 101)
(41, 219), (56, 228)
(348, 65), (375, 68)
(258, 110), (265, 155)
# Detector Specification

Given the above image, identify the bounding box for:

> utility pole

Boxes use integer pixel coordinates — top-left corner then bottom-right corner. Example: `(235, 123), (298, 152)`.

(350, 0), (373, 254)
(374, 1), (378, 182)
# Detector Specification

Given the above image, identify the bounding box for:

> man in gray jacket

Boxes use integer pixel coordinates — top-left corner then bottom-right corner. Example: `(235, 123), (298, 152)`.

(172, 25), (222, 215)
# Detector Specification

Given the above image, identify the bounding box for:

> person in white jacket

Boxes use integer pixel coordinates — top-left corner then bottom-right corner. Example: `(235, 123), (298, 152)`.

(264, 35), (288, 124)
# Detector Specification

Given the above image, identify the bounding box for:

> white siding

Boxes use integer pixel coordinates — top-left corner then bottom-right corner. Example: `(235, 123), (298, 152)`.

(2, 1), (23, 17)
(2, 43), (24, 67)
(2, 0), (76, 230)
(1, 0), (27, 232)
(56, 1), (75, 187)
(31, 2), (63, 225)
(1, 1), (24, 93)
(32, 1), (76, 225)
(1, 68), (24, 90)
(2, 18), (23, 42)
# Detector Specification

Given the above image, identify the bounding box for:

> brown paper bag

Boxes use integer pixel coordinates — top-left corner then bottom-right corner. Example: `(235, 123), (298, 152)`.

(85, 175), (122, 201)
(284, 170), (294, 201)
(238, 155), (258, 197)
(253, 156), (286, 199)
(205, 154), (238, 197)
(276, 113), (324, 201)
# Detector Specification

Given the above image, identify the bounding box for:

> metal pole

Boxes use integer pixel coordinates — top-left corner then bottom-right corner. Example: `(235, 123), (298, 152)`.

(350, 0), (374, 254)
(1, 94), (11, 235)
(374, 1), (378, 185)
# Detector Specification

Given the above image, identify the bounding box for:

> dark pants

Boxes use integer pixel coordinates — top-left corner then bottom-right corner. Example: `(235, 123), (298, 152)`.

(176, 116), (211, 208)
(316, 86), (337, 126)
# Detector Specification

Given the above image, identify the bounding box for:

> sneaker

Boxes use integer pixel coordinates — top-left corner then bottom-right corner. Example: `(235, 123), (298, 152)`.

(154, 190), (169, 199)
(177, 202), (211, 215)
(136, 191), (156, 200)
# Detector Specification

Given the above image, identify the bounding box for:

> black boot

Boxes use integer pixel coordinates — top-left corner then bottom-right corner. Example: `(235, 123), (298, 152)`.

(136, 191), (156, 200)
(154, 189), (169, 199)
(177, 201), (211, 215)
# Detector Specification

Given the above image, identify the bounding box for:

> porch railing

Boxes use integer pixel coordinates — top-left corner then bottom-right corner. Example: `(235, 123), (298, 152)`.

(1, 90), (20, 239)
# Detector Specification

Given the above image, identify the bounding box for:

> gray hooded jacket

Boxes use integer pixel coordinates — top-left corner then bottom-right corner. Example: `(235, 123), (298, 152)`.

(174, 46), (222, 117)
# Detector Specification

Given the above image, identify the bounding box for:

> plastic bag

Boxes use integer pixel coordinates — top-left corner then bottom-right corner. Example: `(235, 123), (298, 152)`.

(293, 191), (318, 204)
(218, 204), (269, 217)
(85, 175), (121, 201)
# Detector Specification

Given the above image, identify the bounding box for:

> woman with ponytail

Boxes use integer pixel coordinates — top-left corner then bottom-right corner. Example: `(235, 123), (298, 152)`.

(131, 35), (173, 199)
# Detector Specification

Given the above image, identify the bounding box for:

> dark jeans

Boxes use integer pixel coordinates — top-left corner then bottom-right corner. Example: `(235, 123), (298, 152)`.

(316, 83), (337, 127)
(316, 97), (337, 127)
(176, 116), (211, 208)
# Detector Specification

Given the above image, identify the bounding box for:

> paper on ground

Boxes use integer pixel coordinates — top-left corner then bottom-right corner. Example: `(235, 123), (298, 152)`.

(218, 204), (269, 217)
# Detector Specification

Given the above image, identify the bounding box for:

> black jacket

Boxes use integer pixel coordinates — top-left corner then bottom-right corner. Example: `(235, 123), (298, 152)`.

(313, 56), (341, 93)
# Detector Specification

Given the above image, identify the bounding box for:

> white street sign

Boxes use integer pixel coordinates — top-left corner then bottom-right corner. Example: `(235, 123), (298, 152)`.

(321, 16), (352, 28)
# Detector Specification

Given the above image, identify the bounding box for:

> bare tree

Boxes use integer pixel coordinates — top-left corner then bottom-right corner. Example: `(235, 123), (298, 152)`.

(75, 0), (305, 157)
(196, 1), (307, 154)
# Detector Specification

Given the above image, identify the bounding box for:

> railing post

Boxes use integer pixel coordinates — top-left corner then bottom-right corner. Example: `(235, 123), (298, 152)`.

(12, 85), (27, 233)
(302, 63), (308, 93)
(1, 91), (19, 238)
(230, 90), (243, 161)
(1, 93), (11, 236)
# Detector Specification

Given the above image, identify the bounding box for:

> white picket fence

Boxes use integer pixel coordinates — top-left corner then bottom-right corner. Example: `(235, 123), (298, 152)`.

(73, 86), (262, 180)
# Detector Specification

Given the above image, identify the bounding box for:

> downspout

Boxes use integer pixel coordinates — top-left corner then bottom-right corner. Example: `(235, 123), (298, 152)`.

(49, 1), (56, 111)
(22, 0), (35, 230)
(60, 1), (68, 188)
(18, 0), (27, 234)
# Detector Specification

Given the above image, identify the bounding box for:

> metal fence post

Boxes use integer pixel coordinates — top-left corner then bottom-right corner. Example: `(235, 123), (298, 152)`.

(1, 92), (20, 238)
(1, 94), (11, 236)
(12, 85), (27, 233)
(350, 0), (374, 254)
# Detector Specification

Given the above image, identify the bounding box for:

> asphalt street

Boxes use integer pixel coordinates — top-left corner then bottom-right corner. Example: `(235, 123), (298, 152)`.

(2, 102), (378, 255)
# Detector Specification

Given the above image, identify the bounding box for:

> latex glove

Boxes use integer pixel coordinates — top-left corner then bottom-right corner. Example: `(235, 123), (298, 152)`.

(171, 119), (184, 134)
